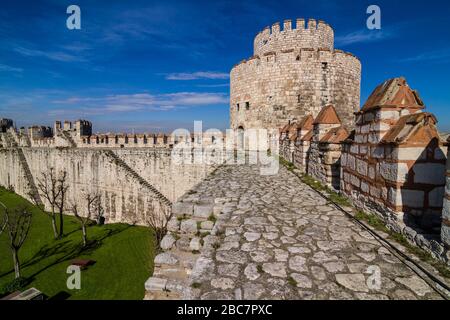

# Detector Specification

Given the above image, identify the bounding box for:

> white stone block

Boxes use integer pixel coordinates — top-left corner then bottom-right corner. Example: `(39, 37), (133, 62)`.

(361, 124), (370, 134)
(413, 163), (445, 185)
(356, 159), (368, 176)
(392, 148), (426, 161)
(368, 166), (375, 179)
(160, 234), (176, 251)
(378, 110), (400, 120)
(190, 237), (202, 251)
(194, 204), (214, 218)
(145, 277), (167, 291)
(380, 162), (409, 183)
(361, 181), (369, 193)
(180, 219), (198, 234)
(172, 202), (193, 216)
(442, 198), (450, 220)
(370, 186), (381, 198)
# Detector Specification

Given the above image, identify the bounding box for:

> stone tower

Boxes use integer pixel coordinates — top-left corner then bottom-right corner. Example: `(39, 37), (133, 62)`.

(230, 18), (361, 131)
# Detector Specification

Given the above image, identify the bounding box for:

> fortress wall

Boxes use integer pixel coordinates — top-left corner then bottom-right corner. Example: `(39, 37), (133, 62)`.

(230, 49), (361, 131)
(254, 19), (334, 56)
(112, 149), (214, 202)
(0, 147), (214, 225)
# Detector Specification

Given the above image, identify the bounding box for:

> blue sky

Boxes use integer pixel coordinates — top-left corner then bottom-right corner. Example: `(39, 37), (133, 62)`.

(0, 0), (449, 133)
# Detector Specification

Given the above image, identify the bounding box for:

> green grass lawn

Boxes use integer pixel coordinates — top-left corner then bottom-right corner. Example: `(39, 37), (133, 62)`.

(0, 188), (155, 300)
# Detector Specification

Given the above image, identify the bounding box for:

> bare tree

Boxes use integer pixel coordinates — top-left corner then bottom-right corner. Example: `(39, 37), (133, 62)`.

(0, 202), (32, 279)
(36, 168), (68, 239)
(0, 207), (7, 236)
(70, 192), (100, 247)
(55, 171), (69, 238)
(146, 201), (172, 250)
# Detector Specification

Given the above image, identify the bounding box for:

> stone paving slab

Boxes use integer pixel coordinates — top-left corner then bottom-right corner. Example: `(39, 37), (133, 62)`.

(182, 164), (443, 300)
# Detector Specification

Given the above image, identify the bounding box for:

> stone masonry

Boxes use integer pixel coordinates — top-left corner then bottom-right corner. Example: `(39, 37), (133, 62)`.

(443, 137), (450, 247)
(146, 161), (446, 300)
(230, 18), (361, 132)
(279, 77), (449, 264)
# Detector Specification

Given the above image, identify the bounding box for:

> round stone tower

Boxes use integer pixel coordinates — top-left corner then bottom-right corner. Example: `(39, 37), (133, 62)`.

(230, 18), (361, 131)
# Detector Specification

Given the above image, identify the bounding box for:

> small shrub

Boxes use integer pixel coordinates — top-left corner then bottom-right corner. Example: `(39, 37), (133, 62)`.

(212, 242), (220, 250)
(256, 265), (264, 274)
(208, 215), (217, 223)
(0, 277), (30, 296)
(287, 276), (297, 287)
(191, 282), (201, 289)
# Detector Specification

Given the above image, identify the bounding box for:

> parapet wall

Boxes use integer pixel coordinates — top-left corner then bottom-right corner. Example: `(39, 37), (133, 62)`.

(443, 140), (450, 247)
(278, 77), (449, 264)
(254, 19), (334, 56)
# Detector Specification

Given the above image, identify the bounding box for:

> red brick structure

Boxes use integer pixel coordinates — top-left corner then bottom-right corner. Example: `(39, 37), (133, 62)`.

(293, 115), (314, 169)
(443, 137), (450, 247)
(341, 78), (446, 231)
(278, 77), (449, 261)
(307, 105), (348, 189)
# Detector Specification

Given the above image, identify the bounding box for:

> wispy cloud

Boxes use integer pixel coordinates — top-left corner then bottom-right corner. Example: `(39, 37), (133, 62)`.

(0, 64), (23, 73)
(165, 71), (229, 80)
(51, 92), (229, 116)
(335, 29), (394, 46)
(14, 46), (85, 62)
(398, 49), (450, 63)
(196, 83), (229, 88)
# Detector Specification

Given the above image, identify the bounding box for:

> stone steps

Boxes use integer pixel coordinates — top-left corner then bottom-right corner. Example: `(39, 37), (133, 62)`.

(145, 192), (221, 300)
(103, 149), (171, 205)
(61, 131), (77, 147)
(16, 147), (43, 207)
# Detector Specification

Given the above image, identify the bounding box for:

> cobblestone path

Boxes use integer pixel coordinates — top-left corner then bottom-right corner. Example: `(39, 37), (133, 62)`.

(184, 164), (442, 300)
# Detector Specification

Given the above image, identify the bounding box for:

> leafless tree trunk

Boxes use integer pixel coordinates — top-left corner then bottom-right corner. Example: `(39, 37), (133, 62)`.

(36, 168), (68, 239)
(145, 201), (172, 250)
(0, 202), (32, 279)
(55, 171), (69, 238)
(70, 192), (100, 247)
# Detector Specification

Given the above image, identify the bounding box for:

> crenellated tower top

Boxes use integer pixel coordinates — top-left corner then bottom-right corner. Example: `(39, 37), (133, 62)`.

(254, 18), (334, 56)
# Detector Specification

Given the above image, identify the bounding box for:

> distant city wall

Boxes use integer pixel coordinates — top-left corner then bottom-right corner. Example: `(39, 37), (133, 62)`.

(0, 147), (214, 225)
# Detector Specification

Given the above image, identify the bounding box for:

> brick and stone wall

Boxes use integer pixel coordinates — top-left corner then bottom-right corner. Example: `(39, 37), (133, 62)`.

(307, 105), (347, 190)
(340, 78), (446, 232)
(443, 138), (450, 247)
(230, 18), (361, 132)
(277, 77), (448, 261)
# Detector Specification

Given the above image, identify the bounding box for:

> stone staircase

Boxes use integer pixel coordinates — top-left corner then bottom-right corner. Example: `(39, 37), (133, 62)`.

(3, 131), (43, 206)
(16, 147), (43, 207)
(144, 195), (224, 300)
(103, 149), (172, 206)
(61, 131), (77, 147)
(4, 130), (18, 147)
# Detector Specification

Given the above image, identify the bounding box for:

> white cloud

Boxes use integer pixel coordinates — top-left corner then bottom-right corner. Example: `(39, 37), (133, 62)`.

(399, 49), (450, 63)
(14, 46), (85, 62)
(335, 29), (393, 46)
(165, 71), (229, 80)
(0, 64), (23, 73)
(51, 92), (229, 115)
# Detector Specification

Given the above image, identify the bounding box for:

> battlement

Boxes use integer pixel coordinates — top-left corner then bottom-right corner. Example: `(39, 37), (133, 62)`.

(254, 18), (334, 56)
(231, 47), (360, 74)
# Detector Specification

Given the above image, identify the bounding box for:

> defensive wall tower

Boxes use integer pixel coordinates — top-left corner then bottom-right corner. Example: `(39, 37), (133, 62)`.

(230, 18), (361, 132)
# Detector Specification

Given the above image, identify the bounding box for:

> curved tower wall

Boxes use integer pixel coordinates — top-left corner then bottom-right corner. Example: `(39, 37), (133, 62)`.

(230, 19), (361, 131)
